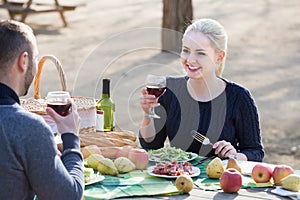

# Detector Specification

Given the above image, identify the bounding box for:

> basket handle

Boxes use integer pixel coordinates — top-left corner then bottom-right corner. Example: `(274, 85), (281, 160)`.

(34, 55), (67, 99)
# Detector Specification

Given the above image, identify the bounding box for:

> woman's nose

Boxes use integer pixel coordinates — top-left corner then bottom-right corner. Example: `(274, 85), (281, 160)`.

(187, 53), (197, 64)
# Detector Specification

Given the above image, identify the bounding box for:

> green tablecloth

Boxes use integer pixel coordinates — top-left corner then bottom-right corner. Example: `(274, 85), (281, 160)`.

(83, 157), (300, 200)
(84, 170), (182, 200)
(84, 157), (208, 200)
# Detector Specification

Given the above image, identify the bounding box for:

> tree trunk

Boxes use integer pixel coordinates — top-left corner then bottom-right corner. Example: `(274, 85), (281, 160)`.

(162, 0), (193, 53)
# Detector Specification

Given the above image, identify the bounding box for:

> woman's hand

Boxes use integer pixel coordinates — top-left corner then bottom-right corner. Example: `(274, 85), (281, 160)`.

(213, 140), (237, 159)
(46, 99), (80, 135)
(140, 87), (160, 114)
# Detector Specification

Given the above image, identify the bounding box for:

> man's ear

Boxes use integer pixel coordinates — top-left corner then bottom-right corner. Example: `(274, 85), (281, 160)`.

(18, 51), (29, 73)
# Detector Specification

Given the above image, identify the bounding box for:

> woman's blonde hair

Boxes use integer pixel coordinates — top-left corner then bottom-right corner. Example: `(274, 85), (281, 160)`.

(183, 18), (228, 76)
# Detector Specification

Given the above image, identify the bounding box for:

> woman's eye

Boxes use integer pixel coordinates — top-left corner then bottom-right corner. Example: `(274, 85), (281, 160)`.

(182, 49), (189, 53)
(197, 52), (205, 56)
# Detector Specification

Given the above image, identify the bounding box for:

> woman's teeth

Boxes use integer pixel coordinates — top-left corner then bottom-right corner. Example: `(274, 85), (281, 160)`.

(188, 65), (200, 70)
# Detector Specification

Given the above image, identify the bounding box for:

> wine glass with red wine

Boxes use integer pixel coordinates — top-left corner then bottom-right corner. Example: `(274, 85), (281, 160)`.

(46, 91), (71, 116)
(145, 74), (166, 119)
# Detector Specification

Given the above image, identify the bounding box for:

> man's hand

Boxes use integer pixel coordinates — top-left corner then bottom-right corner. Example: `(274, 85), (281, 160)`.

(46, 99), (80, 135)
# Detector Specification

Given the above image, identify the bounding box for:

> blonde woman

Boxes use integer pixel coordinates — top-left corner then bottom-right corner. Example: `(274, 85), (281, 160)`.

(139, 18), (264, 162)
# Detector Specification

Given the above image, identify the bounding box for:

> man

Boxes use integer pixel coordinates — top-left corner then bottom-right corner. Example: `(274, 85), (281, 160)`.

(0, 20), (84, 199)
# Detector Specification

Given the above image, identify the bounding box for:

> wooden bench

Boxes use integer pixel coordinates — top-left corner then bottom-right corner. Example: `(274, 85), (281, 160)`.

(0, 0), (80, 26)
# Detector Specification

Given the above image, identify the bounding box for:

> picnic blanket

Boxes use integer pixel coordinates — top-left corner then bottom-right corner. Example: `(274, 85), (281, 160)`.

(84, 157), (210, 200)
(83, 157), (300, 200)
(84, 170), (181, 200)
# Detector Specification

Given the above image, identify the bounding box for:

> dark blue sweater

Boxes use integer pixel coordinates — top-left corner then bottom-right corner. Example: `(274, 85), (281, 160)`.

(0, 82), (84, 200)
(139, 76), (264, 162)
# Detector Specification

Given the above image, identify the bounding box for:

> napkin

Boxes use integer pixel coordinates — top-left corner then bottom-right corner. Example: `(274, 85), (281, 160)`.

(271, 187), (300, 200)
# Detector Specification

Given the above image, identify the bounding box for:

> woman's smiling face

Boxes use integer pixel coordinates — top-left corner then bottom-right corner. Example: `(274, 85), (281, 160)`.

(180, 31), (218, 80)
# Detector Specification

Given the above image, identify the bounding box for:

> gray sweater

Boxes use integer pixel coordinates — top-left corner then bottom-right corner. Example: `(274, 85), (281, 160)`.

(0, 82), (84, 200)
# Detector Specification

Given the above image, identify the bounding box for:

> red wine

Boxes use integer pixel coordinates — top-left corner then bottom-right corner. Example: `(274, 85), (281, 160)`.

(146, 86), (166, 98)
(47, 102), (71, 116)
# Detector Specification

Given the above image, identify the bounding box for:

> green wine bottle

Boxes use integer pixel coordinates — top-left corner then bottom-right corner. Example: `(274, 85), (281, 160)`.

(96, 78), (114, 132)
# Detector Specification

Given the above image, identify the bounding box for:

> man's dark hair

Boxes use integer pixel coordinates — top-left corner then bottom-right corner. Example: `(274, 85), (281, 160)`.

(0, 20), (34, 73)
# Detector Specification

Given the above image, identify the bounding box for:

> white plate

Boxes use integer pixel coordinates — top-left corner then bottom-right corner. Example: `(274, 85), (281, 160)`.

(149, 152), (198, 163)
(147, 166), (200, 179)
(85, 174), (105, 186)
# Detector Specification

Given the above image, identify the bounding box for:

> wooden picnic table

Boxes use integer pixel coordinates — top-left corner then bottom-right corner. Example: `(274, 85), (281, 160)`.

(188, 187), (290, 199)
(120, 187), (291, 199)
(0, 0), (79, 26)
(84, 181), (292, 200)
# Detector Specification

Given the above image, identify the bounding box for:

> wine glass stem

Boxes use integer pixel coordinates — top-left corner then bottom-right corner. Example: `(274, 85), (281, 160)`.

(150, 106), (155, 115)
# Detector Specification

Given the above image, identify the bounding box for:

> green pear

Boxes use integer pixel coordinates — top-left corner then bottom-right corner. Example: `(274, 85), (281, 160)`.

(114, 157), (136, 173)
(206, 157), (224, 179)
(86, 154), (104, 170)
(279, 174), (300, 192)
(97, 157), (119, 176)
(226, 158), (242, 173)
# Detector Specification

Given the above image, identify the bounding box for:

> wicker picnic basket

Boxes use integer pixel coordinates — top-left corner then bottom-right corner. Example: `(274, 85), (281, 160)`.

(20, 55), (96, 133)
(21, 55), (137, 148)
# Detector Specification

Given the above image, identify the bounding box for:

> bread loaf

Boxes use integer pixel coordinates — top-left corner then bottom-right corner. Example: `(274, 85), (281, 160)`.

(98, 130), (136, 142)
(79, 131), (138, 148)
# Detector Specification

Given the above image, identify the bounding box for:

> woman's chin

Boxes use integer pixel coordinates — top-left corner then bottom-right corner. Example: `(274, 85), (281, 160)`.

(186, 69), (203, 79)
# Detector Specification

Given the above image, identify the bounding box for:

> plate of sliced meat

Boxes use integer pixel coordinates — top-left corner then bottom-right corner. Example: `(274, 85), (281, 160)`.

(147, 160), (200, 178)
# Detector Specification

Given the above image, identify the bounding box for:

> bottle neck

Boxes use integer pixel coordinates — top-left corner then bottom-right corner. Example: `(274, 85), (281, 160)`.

(102, 79), (110, 97)
(102, 93), (110, 98)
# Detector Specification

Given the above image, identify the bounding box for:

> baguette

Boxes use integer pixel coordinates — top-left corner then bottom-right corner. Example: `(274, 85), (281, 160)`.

(80, 131), (138, 147)
(99, 130), (136, 141)
(80, 134), (115, 147)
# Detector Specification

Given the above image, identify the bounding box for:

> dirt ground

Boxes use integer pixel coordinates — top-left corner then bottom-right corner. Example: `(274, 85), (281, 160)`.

(1, 0), (299, 168)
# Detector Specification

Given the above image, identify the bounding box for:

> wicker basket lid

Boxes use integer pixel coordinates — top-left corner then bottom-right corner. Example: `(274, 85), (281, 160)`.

(21, 55), (96, 114)
(20, 96), (96, 115)
(20, 98), (47, 115)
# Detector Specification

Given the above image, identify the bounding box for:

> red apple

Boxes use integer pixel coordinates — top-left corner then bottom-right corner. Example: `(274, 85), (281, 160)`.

(128, 148), (149, 170)
(251, 163), (273, 183)
(220, 168), (242, 193)
(116, 146), (134, 158)
(273, 165), (294, 185)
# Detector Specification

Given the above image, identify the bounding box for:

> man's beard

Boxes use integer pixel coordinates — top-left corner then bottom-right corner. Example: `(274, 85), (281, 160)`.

(22, 60), (34, 96)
